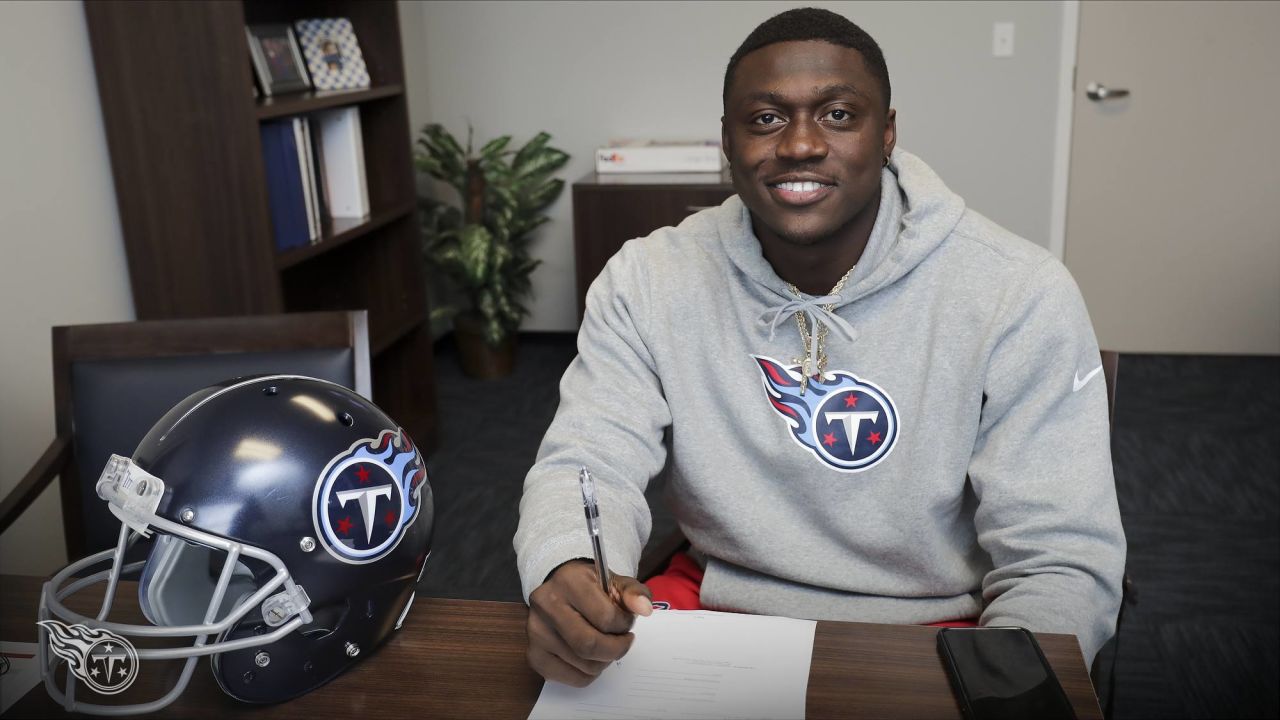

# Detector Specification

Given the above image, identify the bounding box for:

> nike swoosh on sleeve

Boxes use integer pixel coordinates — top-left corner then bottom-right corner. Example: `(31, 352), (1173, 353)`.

(1073, 365), (1104, 392)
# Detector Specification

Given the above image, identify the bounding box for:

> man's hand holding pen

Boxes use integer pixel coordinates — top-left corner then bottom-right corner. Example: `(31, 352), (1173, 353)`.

(525, 466), (654, 687)
(526, 560), (653, 687)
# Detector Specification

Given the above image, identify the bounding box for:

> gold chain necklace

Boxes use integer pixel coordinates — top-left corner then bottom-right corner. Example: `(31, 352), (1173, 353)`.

(789, 265), (855, 395)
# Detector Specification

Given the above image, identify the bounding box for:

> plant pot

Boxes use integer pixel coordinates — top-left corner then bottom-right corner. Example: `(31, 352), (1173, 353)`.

(453, 312), (515, 379)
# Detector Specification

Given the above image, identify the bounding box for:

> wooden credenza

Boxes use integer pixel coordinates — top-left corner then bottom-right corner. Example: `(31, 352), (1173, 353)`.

(572, 171), (736, 320)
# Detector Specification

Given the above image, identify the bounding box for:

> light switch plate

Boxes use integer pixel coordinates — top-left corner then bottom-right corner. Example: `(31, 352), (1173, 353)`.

(993, 21), (1015, 57)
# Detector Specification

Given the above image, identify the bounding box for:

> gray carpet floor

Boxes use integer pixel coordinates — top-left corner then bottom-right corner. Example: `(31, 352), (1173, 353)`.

(418, 334), (1280, 719)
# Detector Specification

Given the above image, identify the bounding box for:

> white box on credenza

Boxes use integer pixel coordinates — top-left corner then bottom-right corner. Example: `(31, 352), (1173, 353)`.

(315, 106), (370, 218)
(595, 140), (725, 174)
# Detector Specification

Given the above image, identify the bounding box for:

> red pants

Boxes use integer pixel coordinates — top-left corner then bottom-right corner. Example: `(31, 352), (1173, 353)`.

(646, 552), (978, 628)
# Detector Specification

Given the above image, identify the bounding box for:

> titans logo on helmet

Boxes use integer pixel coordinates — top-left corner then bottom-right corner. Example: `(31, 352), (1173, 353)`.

(312, 428), (427, 564)
(753, 355), (900, 473)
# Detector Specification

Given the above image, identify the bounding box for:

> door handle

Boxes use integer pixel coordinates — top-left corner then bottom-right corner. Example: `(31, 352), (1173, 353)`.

(1086, 82), (1130, 102)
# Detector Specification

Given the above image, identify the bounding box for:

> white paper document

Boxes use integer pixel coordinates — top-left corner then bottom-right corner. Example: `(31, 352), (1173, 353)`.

(528, 610), (817, 720)
(1, 641), (43, 715)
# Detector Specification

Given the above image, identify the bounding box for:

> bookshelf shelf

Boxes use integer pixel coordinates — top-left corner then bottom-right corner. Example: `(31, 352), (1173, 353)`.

(372, 306), (430, 355)
(84, 0), (438, 451)
(256, 84), (404, 121)
(274, 200), (415, 270)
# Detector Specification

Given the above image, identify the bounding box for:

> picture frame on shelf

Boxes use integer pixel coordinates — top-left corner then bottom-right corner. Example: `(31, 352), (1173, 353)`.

(246, 24), (311, 96)
(294, 18), (372, 91)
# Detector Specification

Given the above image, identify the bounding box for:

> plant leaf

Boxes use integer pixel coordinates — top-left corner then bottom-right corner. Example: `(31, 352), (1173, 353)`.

(458, 224), (492, 287)
(414, 153), (448, 181)
(513, 132), (551, 171)
(480, 135), (512, 159)
(430, 305), (459, 322)
(523, 177), (565, 212)
(420, 124), (467, 189)
(515, 147), (570, 181)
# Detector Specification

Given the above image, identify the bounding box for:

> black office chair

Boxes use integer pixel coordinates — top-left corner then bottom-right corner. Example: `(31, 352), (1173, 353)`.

(0, 311), (371, 561)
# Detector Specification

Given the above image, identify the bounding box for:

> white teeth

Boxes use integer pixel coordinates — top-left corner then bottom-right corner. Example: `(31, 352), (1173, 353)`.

(775, 181), (825, 192)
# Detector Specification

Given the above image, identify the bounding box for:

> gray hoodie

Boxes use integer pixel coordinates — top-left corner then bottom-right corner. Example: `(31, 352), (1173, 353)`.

(515, 149), (1126, 664)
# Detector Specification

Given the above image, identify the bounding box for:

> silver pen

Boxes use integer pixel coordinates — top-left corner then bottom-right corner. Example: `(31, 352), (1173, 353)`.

(577, 466), (613, 596)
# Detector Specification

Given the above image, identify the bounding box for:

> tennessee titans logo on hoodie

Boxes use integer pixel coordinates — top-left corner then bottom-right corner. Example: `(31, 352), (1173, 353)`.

(754, 355), (899, 472)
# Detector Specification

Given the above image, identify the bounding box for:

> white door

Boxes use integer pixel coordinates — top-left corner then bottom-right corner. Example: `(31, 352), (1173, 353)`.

(1064, 1), (1280, 355)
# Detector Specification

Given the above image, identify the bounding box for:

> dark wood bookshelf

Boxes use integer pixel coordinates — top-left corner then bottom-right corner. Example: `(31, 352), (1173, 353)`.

(256, 84), (404, 120)
(83, 0), (438, 451)
(274, 200), (415, 270)
(372, 306), (430, 355)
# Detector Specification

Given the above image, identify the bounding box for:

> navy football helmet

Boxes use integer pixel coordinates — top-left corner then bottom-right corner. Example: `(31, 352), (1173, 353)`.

(37, 376), (433, 714)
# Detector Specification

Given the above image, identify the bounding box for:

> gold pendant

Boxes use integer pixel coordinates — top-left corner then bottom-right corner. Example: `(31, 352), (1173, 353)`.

(793, 357), (812, 395)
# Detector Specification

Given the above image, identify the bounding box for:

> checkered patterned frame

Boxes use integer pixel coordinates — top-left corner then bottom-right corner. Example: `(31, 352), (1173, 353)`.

(294, 18), (371, 91)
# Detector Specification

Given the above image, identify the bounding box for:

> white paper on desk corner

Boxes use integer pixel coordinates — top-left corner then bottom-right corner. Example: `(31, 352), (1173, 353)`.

(1, 641), (43, 715)
(528, 610), (817, 720)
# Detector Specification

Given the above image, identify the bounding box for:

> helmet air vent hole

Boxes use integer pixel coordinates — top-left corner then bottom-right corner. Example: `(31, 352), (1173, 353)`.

(340, 412), (354, 427)
(263, 386), (278, 396)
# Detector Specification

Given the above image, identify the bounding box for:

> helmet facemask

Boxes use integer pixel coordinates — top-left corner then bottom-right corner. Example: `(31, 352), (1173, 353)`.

(38, 455), (313, 715)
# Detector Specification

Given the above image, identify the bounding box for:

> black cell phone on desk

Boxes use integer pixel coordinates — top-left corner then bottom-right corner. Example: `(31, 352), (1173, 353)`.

(937, 626), (1076, 720)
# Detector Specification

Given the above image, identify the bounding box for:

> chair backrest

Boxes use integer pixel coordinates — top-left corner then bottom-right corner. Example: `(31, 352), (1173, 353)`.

(1101, 350), (1119, 429)
(53, 311), (370, 558)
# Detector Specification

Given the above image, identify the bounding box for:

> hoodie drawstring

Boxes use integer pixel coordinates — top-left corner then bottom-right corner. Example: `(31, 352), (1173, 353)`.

(761, 295), (858, 370)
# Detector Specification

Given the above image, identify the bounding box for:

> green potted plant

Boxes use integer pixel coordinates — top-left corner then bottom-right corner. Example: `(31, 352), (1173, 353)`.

(415, 123), (568, 379)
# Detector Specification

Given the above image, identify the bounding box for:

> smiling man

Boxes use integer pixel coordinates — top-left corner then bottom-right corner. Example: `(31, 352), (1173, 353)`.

(516, 7), (1126, 687)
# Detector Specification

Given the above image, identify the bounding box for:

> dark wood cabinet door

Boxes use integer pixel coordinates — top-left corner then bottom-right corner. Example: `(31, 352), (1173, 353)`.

(572, 175), (735, 320)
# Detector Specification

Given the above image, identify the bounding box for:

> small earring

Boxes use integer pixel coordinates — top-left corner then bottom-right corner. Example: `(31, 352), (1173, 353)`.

(882, 155), (890, 167)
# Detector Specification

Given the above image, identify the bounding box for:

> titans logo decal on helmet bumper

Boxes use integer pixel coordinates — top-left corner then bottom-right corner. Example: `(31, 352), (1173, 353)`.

(313, 428), (427, 563)
(754, 355), (900, 472)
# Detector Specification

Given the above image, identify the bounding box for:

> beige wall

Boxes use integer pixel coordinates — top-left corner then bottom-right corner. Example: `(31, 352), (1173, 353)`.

(400, 1), (432, 156)
(0, 1), (134, 575)
(406, 1), (1068, 332)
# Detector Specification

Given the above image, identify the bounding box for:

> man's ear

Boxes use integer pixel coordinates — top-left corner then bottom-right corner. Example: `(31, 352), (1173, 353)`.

(720, 116), (731, 163)
(883, 108), (897, 159)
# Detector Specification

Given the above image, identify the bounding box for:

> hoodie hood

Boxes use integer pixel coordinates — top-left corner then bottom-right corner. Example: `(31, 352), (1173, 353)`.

(716, 147), (968, 308)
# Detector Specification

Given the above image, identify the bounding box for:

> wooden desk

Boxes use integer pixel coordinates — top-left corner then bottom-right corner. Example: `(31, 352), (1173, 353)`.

(2, 575), (1100, 718)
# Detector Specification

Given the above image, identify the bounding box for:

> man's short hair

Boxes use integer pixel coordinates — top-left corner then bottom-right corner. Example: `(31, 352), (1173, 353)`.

(723, 7), (892, 115)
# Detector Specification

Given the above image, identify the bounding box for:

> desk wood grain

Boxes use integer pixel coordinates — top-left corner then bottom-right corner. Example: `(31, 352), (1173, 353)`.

(1, 575), (1100, 718)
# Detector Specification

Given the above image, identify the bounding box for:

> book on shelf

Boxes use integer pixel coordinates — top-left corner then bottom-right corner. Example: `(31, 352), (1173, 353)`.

(293, 117), (319, 243)
(314, 106), (370, 218)
(595, 139), (725, 174)
(259, 119), (311, 252)
(306, 116), (329, 227)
